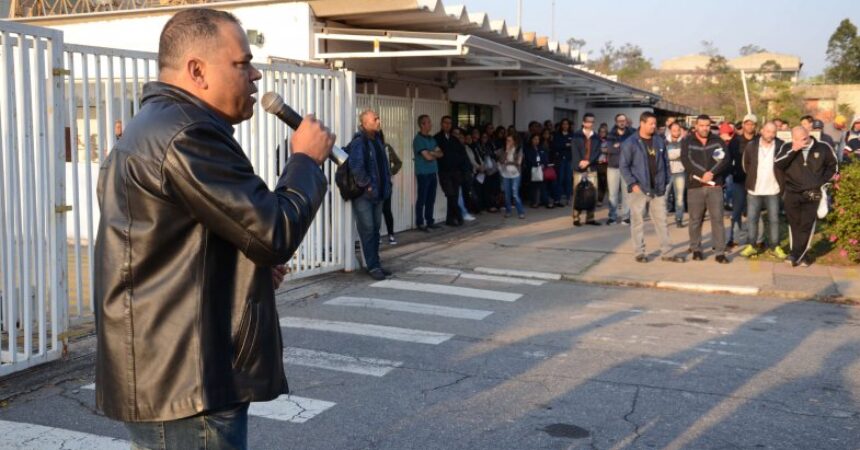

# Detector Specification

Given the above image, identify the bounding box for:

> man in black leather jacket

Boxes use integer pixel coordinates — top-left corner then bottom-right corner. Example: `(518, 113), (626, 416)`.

(94, 9), (334, 449)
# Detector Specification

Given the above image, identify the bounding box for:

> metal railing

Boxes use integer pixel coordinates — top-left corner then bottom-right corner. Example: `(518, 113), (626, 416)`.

(0, 20), (355, 376)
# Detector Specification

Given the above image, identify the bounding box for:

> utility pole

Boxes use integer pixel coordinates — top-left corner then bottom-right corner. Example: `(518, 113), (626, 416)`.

(551, 0), (556, 41)
(517, 0), (522, 29)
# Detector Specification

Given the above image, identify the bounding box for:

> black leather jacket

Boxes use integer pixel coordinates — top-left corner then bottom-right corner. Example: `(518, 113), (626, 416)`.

(94, 82), (327, 422)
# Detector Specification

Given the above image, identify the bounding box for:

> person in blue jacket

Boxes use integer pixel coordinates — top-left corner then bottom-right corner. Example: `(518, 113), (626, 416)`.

(348, 109), (392, 280)
(571, 113), (602, 226)
(620, 111), (684, 263)
(552, 118), (575, 206)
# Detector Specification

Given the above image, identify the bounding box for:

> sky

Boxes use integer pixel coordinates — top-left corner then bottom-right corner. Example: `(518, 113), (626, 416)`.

(458, 0), (858, 77)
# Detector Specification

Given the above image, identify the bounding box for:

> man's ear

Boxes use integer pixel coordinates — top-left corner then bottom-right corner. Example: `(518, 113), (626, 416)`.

(186, 57), (208, 90)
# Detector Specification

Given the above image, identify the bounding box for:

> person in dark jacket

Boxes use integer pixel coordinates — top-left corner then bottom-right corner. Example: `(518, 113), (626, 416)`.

(774, 127), (838, 267)
(740, 122), (787, 259)
(682, 114), (732, 263)
(523, 133), (551, 208)
(435, 116), (468, 226)
(379, 129), (402, 245)
(571, 113), (602, 226)
(620, 112), (684, 263)
(726, 114), (759, 247)
(552, 118), (575, 206)
(348, 109), (392, 280)
(94, 9), (333, 448)
(606, 114), (636, 224)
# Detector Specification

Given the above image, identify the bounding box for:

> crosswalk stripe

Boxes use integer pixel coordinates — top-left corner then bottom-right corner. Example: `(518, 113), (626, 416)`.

(248, 395), (335, 423)
(0, 419), (128, 449)
(280, 317), (454, 344)
(371, 279), (522, 302)
(473, 267), (562, 281)
(325, 296), (493, 320)
(285, 346), (402, 377)
(79, 384), (334, 424)
(410, 267), (545, 286)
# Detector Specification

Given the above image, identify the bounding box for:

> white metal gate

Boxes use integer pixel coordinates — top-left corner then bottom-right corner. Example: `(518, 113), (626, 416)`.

(0, 21), (67, 376)
(356, 94), (449, 232)
(0, 20), (355, 375)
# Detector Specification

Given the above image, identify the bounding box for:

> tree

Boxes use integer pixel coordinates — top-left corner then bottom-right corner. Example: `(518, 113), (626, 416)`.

(586, 41), (653, 83)
(566, 37), (586, 51)
(700, 40), (719, 57)
(825, 18), (860, 83)
(739, 44), (767, 56)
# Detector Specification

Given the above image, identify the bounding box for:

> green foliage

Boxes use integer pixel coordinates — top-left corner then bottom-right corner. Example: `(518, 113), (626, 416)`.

(837, 103), (855, 120)
(768, 81), (806, 125)
(825, 19), (860, 83)
(740, 44), (767, 56)
(829, 163), (860, 263)
(587, 41), (653, 83)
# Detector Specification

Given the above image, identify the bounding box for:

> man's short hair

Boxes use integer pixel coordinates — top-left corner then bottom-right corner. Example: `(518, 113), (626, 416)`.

(417, 114), (429, 126)
(640, 111), (656, 123)
(696, 114), (712, 124)
(158, 8), (241, 71)
(441, 115), (452, 123)
(359, 109), (377, 126)
(615, 113), (627, 121)
(669, 121), (681, 129)
(583, 113), (595, 121)
(800, 115), (814, 123)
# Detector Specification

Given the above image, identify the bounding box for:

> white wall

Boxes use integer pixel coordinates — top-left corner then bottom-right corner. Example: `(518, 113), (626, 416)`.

(448, 79), (514, 126)
(591, 107), (653, 130)
(42, 3), (313, 63)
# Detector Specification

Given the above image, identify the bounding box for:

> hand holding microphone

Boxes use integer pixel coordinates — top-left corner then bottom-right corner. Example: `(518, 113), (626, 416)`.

(261, 92), (346, 166)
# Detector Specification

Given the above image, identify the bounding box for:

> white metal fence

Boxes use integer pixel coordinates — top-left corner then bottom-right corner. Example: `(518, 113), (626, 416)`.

(0, 21), (66, 376)
(356, 94), (449, 231)
(1, 20), (355, 376)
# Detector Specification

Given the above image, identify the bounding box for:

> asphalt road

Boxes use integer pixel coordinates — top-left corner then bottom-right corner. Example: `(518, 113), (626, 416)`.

(0, 265), (858, 450)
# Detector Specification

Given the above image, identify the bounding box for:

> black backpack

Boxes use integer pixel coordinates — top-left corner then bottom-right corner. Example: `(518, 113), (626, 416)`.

(335, 135), (370, 200)
(574, 175), (596, 212)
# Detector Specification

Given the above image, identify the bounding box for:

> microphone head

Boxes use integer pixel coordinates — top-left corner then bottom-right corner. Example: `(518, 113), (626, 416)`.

(261, 92), (285, 114)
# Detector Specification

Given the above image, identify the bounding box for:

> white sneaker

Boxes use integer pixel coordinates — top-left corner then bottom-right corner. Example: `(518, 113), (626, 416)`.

(463, 214), (477, 221)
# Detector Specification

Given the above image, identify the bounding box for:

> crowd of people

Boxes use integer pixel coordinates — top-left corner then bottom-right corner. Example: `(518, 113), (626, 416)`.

(347, 107), (856, 280)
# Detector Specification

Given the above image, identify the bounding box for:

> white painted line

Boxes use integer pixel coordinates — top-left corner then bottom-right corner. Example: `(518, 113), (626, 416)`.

(285, 347), (402, 377)
(249, 395), (335, 423)
(473, 267), (562, 281)
(0, 419), (128, 449)
(81, 383), (94, 390)
(280, 317), (453, 344)
(410, 267), (545, 286)
(81, 382), (335, 423)
(371, 279), (522, 302)
(655, 281), (760, 296)
(325, 296), (493, 320)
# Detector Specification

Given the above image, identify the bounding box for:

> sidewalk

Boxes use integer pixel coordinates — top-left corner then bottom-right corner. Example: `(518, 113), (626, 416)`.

(380, 202), (860, 303)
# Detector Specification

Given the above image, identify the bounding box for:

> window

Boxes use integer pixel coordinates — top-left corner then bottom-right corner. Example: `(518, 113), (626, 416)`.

(452, 102), (494, 129)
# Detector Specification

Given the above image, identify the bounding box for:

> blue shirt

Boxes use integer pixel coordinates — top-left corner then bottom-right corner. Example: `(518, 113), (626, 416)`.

(413, 133), (438, 175)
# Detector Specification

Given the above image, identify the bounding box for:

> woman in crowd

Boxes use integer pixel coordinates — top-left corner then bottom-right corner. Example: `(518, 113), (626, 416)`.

(523, 133), (550, 208)
(499, 134), (525, 219)
(477, 131), (501, 212)
(596, 123), (609, 206)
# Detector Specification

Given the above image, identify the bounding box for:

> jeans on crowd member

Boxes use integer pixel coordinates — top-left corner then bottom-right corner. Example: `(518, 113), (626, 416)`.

(597, 163), (608, 204)
(667, 172), (686, 223)
(383, 195), (394, 236)
(415, 173), (437, 228)
(688, 186), (726, 255)
(556, 158), (573, 202)
(126, 403), (249, 450)
(729, 182), (747, 243)
(572, 170), (598, 222)
(530, 179), (550, 206)
(438, 171), (463, 225)
(629, 191), (673, 256)
(606, 167), (630, 222)
(502, 176), (525, 216)
(747, 194), (779, 248)
(353, 195), (383, 270)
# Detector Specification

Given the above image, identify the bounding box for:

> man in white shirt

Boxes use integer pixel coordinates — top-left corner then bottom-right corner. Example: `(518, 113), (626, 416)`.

(665, 122), (686, 227)
(740, 122), (787, 259)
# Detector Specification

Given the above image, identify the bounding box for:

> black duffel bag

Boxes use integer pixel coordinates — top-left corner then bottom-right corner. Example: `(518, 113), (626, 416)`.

(574, 175), (596, 212)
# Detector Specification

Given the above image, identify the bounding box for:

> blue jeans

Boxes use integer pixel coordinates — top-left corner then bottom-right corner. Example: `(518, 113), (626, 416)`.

(606, 167), (630, 222)
(729, 182), (747, 242)
(747, 193), (780, 248)
(354, 196), (383, 270)
(502, 176), (524, 215)
(555, 158), (573, 201)
(667, 172), (686, 222)
(126, 403), (249, 450)
(415, 173), (437, 227)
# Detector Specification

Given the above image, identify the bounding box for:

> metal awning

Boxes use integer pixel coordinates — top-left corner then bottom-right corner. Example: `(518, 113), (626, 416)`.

(315, 28), (660, 107)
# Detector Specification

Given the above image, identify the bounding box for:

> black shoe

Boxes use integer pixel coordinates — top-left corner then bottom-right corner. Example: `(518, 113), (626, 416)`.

(692, 251), (704, 261)
(368, 268), (386, 280)
(715, 254), (730, 264)
(787, 256), (799, 267)
(586, 220), (601, 226)
(661, 255), (685, 263)
(622, 219), (631, 225)
(676, 219), (685, 228)
(428, 223), (442, 229)
(380, 267), (392, 276)
(635, 254), (648, 263)
(605, 219), (616, 225)
(726, 240), (737, 249)
(798, 256), (812, 268)
(417, 225), (430, 233)
(573, 220), (582, 227)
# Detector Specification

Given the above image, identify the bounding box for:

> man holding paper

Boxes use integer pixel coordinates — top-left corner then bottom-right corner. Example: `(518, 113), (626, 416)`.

(681, 115), (732, 263)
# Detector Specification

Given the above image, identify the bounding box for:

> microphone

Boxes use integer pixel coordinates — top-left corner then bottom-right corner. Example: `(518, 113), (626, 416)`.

(260, 92), (349, 167)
